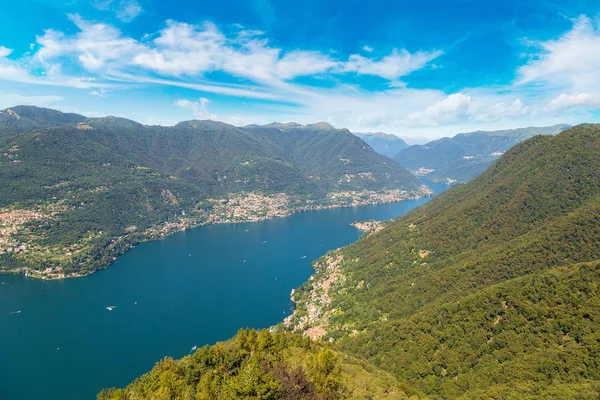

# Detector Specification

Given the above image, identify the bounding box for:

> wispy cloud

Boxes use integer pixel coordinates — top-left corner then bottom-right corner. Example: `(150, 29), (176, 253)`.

(517, 15), (600, 91)
(24, 16), (441, 89)
(0, 91), (64, 109)
(116, 0), (143, 22)
(3, 13), (600, 136)
(93, 0), (143, 22)
(343, 49), (443, 81)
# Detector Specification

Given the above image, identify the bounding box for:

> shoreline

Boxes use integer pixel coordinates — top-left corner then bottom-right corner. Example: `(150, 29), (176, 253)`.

(1, 187), (433, 281)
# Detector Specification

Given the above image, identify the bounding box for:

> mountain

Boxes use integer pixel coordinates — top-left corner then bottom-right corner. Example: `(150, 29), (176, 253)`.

(98, 329), (421, 400)
(353, 132), (409, 158)
(0, 106), (428, 278)
(393, 124), (570, 183)
(0, 105), (85, 138)
(244, 123), (417, 191)
(285, 124), (600, 398)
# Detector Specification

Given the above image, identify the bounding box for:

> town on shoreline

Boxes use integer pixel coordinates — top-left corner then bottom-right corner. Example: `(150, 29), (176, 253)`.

(1, 186), (432, 280)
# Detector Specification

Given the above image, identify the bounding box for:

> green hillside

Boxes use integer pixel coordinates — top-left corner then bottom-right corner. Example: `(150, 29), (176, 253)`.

(394, 124), (570, 183)
(245, 123), (417, 191)
(285, 124), (600, 398)
(0, 106), (427, 278)
(0, 105), (85, 138)
(98, 329), (421, 400)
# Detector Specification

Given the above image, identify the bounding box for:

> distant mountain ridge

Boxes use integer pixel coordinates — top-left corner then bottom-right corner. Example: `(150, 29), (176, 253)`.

(354, 131), (409, 158)
(0, 106), (428, 278)
(393, 124), (570, 183)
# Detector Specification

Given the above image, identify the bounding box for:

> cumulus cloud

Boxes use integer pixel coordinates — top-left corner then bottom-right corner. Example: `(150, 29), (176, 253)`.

(0, 46), (12, 57)
(35, 14), (144, 72)
(404, 93), (472, 126)
(472, 99), (527, 122)
(544, 93), (600, 112)
(174, 97), (216, 119)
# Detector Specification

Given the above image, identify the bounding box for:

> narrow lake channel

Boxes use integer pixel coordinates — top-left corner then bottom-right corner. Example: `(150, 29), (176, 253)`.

(0, 181), (448, 400)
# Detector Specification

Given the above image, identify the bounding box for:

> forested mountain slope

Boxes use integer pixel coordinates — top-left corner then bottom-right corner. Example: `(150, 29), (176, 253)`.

(245, 123), (416, 191)
(0, 106), (428, 278)
(0, 105), (85, 138)
(285, 124), (600, 398)
(98, 330), (422, 400)
(393, 124), (569, 183)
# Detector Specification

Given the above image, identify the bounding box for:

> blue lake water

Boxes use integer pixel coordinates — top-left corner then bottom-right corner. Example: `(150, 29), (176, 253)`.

(0, 181), (447, 400)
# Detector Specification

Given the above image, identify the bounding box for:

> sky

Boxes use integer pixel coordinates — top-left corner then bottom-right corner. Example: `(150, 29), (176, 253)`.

(1, 0), (600, 138)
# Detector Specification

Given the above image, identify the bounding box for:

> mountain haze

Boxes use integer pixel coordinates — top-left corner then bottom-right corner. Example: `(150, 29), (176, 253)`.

(394, 124), (570, 183)
(354, 132), (409, 158)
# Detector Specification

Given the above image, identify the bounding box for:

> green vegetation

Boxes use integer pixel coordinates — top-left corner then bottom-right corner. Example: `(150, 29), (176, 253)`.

(97, 329), (420, 400)
(0, 105), (85, 138)
(286, 124), (600, 398)
(0, 106), (426, 277)
(394, 124), (570, 183)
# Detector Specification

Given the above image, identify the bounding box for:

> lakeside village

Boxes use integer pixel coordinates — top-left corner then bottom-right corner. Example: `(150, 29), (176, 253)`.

(0, 186), (432, 280)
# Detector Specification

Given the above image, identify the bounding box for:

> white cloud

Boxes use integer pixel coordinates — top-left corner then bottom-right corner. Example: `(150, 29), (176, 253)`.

(545, 93), (600, 111)
(174, 97), (216, 119)
(6, 13), (600, 137)
(404, 93), (472, 126)
(0, 46), (12, 57)
(363, 45), (373, 52)
(343, 48), (443, 81)
(116, 0), (143, 22)
(89, 88), (112, 97)
(94, 0), (143, 22)
(472, 99), (527, 122)
(28, 17), (438, 89)
(517, 15), (600, 91)
(0, 91), (64, 109)
(35, 14), (144, 72)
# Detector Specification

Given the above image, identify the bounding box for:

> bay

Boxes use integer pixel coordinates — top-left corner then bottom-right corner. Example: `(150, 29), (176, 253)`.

(0, 181), (448, 400)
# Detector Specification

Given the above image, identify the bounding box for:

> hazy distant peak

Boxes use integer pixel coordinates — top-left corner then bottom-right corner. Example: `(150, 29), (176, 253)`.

(308, 121), (335, 130)
(174, 119), (237, 130)
(261, 122), (303, 129)
(354, 131), (409, 157)
(247, 121), (335, 131)
(355, 131), (402, 141)
(457, 124), (571, 139)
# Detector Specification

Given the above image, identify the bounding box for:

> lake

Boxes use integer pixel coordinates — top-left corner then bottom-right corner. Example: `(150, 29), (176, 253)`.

(0, 181), (448, 400)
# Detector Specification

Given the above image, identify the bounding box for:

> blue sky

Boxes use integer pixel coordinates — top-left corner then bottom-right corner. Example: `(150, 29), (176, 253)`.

(1, 0), (600, 138)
